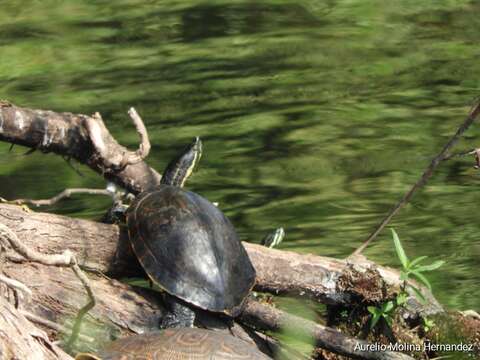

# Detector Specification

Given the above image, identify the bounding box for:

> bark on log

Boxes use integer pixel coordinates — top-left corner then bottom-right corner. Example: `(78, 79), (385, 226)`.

(3, 261), (165, 354)
(0, 101), (160, 194)
(0, 297), (72, 360)
(1, 260), (272, 357)
(1, 258), (413, 360)
(0, 203), (443, 318)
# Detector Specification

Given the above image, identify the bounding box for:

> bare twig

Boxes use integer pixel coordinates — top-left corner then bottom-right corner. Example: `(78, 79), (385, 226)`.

(21, 310), (65, 333)
(0, 222), (96, 348)
(442, 147), (479, 161)
(86, 108), (151, 170)
(352, 100), (480, 256)
(1, 188), (112, 207)
(124, 107), (151, 165)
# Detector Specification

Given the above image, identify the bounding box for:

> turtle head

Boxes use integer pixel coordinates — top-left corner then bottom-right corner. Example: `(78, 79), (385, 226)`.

(161, 137), (203, 188)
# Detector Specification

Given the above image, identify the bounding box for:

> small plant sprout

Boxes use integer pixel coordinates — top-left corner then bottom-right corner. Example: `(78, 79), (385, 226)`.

(368, 301), (395, 329)
(391, 228), (445, 304)
(368, 229), (445, 331)
(422, 317), (435, 333)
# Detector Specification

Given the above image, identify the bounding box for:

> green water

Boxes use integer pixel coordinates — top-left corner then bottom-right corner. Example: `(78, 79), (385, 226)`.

(0, 1), (479, 313)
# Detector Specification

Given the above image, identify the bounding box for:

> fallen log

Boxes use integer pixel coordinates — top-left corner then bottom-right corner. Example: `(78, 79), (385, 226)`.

(0, 203), (443, 319)
(0, 101), (444, 319)
(3, 261), (165, 354)
(1, 255), (414, 360)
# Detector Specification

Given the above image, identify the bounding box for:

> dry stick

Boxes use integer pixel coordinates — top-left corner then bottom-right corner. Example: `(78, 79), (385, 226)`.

(442, 147), (479, 161)
(352, 101), (480, 256)
(0, 188), (112, 207)
(125, 107), (151, 165)
(0, 222), (96, 348)
(86, 108), (151, 170)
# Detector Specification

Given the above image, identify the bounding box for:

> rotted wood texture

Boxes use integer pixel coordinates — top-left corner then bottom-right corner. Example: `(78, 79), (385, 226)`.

(2, 262), (165, 356)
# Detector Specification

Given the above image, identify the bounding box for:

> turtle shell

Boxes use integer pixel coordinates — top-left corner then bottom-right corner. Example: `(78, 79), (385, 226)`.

(126, 185), (255, 315)
(76, 328), (271, 360)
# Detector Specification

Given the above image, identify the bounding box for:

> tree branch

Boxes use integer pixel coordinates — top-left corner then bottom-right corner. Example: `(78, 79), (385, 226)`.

(1, 188), (113, 207)
(0, 101), (160, 194)
(352, 100), (480, 256)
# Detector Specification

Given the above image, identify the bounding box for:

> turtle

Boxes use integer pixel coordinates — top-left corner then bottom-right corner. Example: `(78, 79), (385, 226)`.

(75, 327), (271, 360)
(126, 137), (256, 327)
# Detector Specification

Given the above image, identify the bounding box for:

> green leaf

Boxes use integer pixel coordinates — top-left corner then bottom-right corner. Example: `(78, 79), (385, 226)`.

(383, 314), (393, 328)
(409, 256), (429, 268)
(370, 313), (381, 329)
(414, 260), (445, 273)
(391, 229), (409, 269)
(411, 271), (432, 290)
(396, 293), (408, 306)
(400, 271), (409, 281)
(367, 306), (380, 315)
(409, 285), (427, 304)
(382, 301), (395, 313)
(423, 318), (434, 328)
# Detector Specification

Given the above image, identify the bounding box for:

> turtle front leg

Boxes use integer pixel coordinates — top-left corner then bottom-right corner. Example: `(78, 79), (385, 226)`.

(160, 294), (196, 328)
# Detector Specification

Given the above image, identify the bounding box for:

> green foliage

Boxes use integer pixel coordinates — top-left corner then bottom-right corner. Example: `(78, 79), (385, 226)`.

(369, 229), (444, 331)
(391, 229), (444, 303)
(368, 300), (395, 329)
(422, 317), (435, 333)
